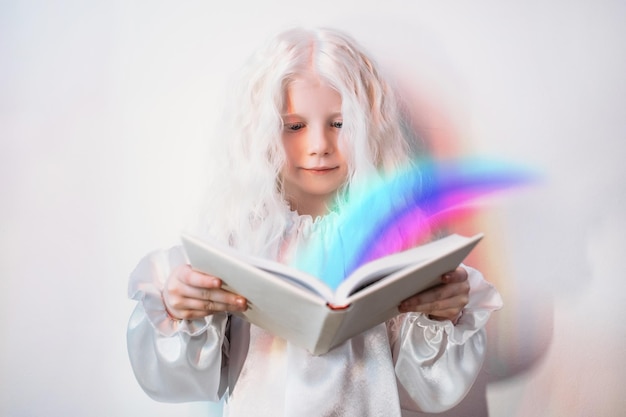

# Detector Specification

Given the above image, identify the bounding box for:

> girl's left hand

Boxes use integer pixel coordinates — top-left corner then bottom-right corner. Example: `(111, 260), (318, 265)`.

(397, 267), (470, 324)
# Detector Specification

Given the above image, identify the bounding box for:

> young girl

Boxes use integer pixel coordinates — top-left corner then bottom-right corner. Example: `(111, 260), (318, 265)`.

(127, 27), (502, 416)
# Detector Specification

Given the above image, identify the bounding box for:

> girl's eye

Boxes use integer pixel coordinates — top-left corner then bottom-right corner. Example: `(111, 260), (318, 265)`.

(285, 122), (305, 131)
(331, 121), (343, 129)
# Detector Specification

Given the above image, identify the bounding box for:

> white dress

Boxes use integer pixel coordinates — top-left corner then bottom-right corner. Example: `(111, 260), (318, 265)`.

(127, 212), (503, 416)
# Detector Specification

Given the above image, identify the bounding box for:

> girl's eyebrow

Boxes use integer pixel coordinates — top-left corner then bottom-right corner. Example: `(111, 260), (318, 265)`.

(281, 112), (343, 119)
(281, 114), (303, 124)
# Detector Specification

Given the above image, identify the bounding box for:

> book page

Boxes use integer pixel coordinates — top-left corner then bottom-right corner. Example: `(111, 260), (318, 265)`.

(333, 234), (483, 302)
(182, 233), (336, 301)
(249, 256), (335, 301)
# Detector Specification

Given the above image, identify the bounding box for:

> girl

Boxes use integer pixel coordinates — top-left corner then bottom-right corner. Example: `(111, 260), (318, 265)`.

(127, 27), (502, 416)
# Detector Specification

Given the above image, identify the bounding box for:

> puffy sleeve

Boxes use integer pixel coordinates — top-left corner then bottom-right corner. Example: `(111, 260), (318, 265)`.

(390, 266), (503, 413)
(126, 246), (229, 402)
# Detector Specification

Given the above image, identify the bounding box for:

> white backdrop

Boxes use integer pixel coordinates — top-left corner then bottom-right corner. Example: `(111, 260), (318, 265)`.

(1, 1), (625, 416)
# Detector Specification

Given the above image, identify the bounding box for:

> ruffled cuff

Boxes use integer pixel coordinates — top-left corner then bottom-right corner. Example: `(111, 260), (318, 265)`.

(394, 266), (501, 412)
(128, 246), (214, 337)
(405, 264), (503, 346)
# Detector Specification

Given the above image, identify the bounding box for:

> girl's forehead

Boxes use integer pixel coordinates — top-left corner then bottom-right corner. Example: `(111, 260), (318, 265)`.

(283, 73), (342, 114)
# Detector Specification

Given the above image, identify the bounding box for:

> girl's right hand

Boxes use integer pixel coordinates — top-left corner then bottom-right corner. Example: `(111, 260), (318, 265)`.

(162, 264), (248, 320)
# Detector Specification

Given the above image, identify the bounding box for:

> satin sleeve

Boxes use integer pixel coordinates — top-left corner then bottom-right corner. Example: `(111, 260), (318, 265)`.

(126, 246), (229, 402)
(390, 266), (503, 413)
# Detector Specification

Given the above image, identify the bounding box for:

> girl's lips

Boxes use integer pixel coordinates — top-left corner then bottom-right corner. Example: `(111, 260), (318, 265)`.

(304, 166), (338, 174)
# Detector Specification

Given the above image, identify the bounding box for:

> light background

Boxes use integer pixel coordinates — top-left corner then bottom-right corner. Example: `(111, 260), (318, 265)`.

(1, 1), (625, 416)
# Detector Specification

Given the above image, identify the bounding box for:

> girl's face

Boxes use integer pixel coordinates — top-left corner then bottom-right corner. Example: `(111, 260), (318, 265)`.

(280, 73), (348, 217)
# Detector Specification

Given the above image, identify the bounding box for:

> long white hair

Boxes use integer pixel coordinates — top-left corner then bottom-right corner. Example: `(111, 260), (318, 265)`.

(195, 27), (416, 257)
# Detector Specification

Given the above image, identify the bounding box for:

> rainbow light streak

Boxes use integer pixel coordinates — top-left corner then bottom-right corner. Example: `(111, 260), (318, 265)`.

(308, 158), (538, 290)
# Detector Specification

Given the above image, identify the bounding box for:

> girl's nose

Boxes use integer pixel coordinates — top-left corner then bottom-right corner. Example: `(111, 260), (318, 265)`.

(307, 126), (334, 156)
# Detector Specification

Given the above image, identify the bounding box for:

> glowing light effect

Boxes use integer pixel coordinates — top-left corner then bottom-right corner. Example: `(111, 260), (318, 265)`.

(299, 158), (538, 289)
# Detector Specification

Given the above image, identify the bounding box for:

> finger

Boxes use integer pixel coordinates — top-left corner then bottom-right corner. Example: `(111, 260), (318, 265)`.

(166, 266), (218, 299)
(404, 281), (469, 306)
(429, 308), (463, 324)
(170, 266), (234, 298)
(175, 279), (230, 299)
(177, 275), (246, 307)
(174, 310), (209, 320)
(399, 284), (469, 313)
(167, 293), (247, 311)
(176, 297), (247, 314)
(441, 267), (468, 284)
(165, 293), (248, 320)
(173, 306), (235, 320)
(167, 287), (247, 310)
(185, 287), (247, 309)
(176, 266), (223, 289)
(412, 293), (468, 315)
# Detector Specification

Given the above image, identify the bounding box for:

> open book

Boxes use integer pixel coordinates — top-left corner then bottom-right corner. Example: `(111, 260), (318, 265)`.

(182, 232), (483, 355)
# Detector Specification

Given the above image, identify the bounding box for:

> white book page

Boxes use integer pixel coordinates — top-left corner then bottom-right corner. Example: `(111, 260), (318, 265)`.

(182, 233), (334, 302)
(252, 234), (480, 305)
(333, 234), (483, 302)
(248, 256), (335, 301)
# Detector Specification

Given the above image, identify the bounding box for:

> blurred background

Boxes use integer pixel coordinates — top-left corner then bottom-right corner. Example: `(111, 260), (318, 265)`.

(1, 1), (625, 416)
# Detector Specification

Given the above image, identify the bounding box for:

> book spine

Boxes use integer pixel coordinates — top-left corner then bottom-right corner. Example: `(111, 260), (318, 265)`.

(310, 308), (348, 355)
